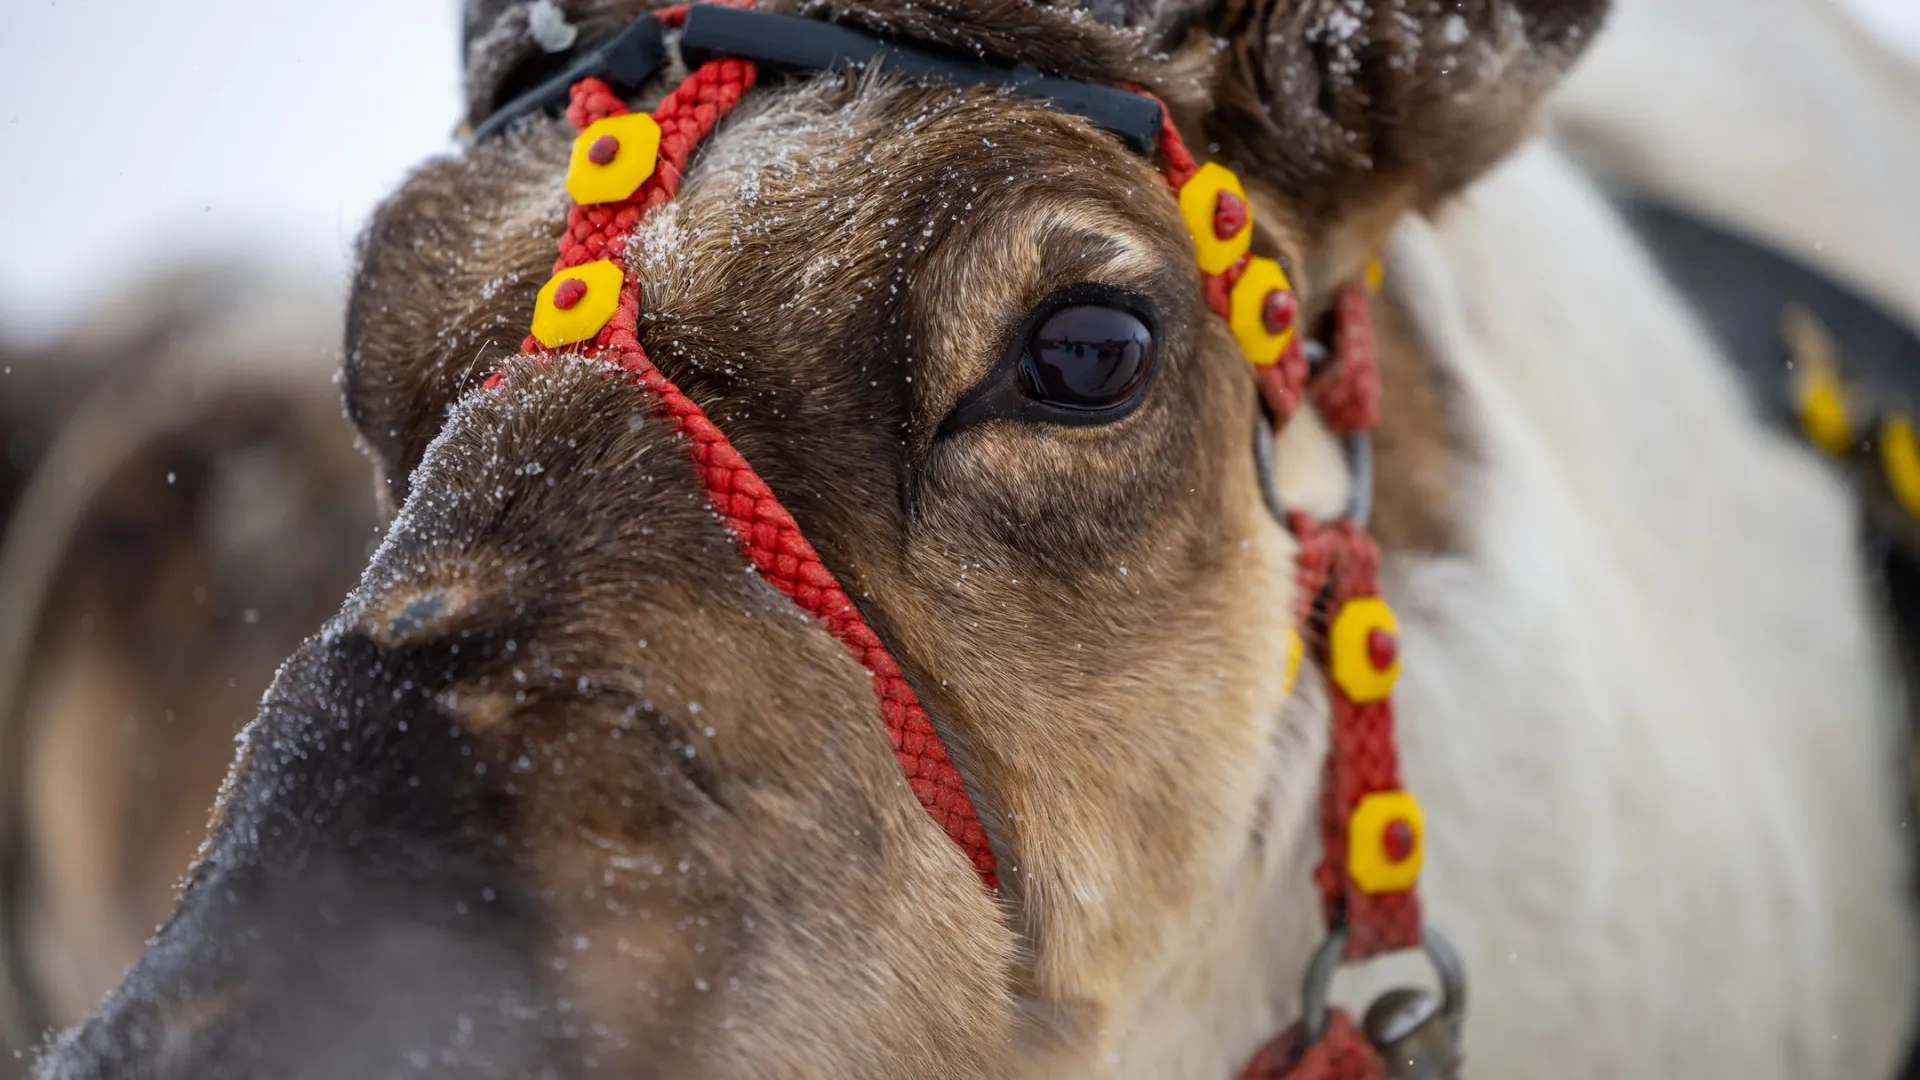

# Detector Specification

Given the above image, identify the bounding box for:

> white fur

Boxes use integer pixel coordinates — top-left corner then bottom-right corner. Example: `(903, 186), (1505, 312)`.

(1366, 142), (1917, 1077)
(1237, 3), (1920, 1074)
(1549, 0), (1920, 327)
(1095, 127), (1920, 1075)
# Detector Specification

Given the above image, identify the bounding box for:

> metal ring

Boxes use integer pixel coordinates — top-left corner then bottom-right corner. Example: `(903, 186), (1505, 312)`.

(1250, 411), (1373, 532)
(1254, 407), (1289, 525)
(1298, 923), (1466, 1048)
(1344, 431), (1374, 528)
(1298, 928), (1350, 1046)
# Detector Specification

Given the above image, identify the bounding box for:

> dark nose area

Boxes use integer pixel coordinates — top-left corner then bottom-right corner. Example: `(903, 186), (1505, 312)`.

(34, 852), (573, 1080)
(33, 632), (580, 1080)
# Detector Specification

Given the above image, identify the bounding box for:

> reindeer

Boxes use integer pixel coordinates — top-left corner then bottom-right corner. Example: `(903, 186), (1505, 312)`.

(33, 1), (1920, 1077)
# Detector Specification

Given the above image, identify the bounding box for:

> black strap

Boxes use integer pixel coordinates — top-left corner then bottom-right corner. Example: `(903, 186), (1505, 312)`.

(1613, 196), (1920, 425)
(678, 7), (1164, 152)
(473, 14), (668, 141)
(475, 7), (1163, 152)
(679, 6), (1163, 152)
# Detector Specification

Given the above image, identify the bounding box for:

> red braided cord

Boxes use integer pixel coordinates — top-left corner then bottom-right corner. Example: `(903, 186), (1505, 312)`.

(1310, 285), (1380, 436)
(1237, 1012), (1386, 1080)
(1149, 65), (1415, 1080)
(548, 58), (759, 280)
(505, 29), (1414, 1069)
(513, 47), (1000, 890)
(1150, 93), (1200, 189)
(1256, 339), (1310, 426)
(1290, 514), (1420, 960)
(1203, 254), (1247, 318)
(1154, 106), (1309, 429)
(610, 347), (1001, 887)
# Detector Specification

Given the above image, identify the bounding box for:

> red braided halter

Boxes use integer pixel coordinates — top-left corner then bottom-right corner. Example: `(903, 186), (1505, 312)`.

(1152, 104), (1417, 1079)
(493, 5), (1428, 1075)
(505, 5), (998, 888)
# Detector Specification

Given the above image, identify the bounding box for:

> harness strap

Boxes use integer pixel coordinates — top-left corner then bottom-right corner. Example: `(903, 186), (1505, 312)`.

(1292, 510), (1421, 960)
(1238, 1010), (1386, 1080)
(1154, 106), (1422, 1074)
(503, 9), (1000, 890)
(489, 5), (1429, 1072)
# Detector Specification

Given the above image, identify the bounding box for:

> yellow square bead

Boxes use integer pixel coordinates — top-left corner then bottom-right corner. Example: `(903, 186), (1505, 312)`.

(1329, 596), (1401, 704)
(1347, 790), (1424, 895)
(1229, 257), (1297, 366)
(566, 113), (663, 206)
(530, 260), (625, 348)
(1177, 162), (1254, 276)
(1882, 415), (1920, 518)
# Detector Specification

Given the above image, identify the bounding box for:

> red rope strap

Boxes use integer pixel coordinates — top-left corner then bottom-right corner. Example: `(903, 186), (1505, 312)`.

(1154, 94), (1418, 966)
(1236, 1011), (1386, 1080)
(1153, 102), (1416, 1080)
(1154, 101), (1199, 188)
(496, 26), (1417, 1074)
(1310, 285), (1380, 436)
(1291, 514), (1421, 960)
(1152, 99), (1310, 427)
(509, 48), (999, 889)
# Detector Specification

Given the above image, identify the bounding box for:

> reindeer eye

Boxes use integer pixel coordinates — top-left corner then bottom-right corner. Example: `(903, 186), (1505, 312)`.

(1022, 304), (1155, 410)
(940, 284), (1163, 436)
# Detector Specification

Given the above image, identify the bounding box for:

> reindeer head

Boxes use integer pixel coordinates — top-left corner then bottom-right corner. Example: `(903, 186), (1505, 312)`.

(38, 2), (1603, 1077)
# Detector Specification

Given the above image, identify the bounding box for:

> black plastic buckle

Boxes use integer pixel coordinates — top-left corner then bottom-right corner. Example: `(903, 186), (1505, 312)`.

(473, 14), (669, 142)
(679, 5), (1163, 153)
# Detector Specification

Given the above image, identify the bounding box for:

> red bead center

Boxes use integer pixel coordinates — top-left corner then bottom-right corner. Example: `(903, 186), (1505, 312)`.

(1261, 288), (1297, 336)
(1366, 627), (1399, 671)
(1382, 818), (1416, 863)
(587, 135), (621, 166)
(1213, 189), (1249, 240)
(552, 277), (589, 311)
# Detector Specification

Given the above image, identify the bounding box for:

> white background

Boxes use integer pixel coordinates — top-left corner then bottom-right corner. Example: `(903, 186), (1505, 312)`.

(0, 0), (463, 343)
(1, 0), (1916, 345)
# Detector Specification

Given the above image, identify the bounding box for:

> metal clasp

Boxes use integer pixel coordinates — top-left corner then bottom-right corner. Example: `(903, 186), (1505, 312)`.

(1299, 925), (1467, 1080)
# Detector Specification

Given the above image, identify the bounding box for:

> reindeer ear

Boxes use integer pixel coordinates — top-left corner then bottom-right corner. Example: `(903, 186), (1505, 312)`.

(1152, 0), (1607, 249)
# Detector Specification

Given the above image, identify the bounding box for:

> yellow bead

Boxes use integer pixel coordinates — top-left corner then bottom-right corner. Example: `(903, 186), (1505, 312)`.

(530, 260), (625, 348)
(1347, 790), (1424, 895)
(1883, 415), (1920, 519)
(1783, 305), (1853, 456)
(566, 113), (662, 206)
(1796, 364), (1854, 457)
(1365, 257), (1385, 293)
(1328, 596), (1401, 704)
(1281, 627), (1304, 696)
(1229, 257), (1297, 366)
(1177, 162), (1254, 276)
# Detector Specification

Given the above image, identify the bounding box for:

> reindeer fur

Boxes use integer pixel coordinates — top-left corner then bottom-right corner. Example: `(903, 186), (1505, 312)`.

(34, 1), (1920, 1077)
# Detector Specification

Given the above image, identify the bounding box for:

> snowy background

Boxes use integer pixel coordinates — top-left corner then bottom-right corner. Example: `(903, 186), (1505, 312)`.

(1, 0), (1917, 345)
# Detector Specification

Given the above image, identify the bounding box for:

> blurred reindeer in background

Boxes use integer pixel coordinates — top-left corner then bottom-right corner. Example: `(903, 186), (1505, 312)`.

(0, 266), (379, 1070)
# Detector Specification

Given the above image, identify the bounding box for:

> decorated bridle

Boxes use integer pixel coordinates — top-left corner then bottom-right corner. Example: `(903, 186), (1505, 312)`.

(476, 4), (1462, 1077)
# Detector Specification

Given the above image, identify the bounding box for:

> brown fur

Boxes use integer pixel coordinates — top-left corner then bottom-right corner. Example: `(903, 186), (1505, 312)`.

(39, 2), (1603, 1076)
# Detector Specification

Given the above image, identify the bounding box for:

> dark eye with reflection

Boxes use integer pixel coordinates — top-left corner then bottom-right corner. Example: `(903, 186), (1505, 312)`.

(1024, 304), (1155, 410)
(942, 284), (1162, 434)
